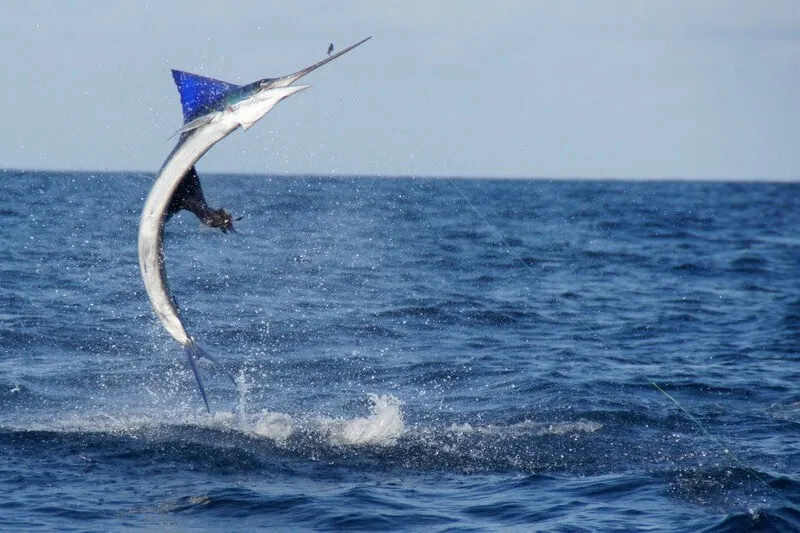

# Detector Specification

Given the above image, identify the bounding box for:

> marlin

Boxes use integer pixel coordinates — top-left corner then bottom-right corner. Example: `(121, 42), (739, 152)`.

(138, 37), (371, 412)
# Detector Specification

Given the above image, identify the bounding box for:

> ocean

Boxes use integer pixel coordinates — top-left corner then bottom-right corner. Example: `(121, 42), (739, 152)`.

(1, 171), (798, 531)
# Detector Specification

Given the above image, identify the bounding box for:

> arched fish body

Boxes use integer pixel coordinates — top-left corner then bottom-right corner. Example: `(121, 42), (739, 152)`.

(138, 37), (371, 411)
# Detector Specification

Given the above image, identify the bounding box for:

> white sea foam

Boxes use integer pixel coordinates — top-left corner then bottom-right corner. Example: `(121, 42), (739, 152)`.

(242, 393), (405, 447)
(251, 411), (295, 443)
(316, 394), (405, 447)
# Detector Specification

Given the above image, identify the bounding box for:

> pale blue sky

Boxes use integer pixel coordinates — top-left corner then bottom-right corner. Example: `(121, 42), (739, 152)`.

(1, 1), (798, 180)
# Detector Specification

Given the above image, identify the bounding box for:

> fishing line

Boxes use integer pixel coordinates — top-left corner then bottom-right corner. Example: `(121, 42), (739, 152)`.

(440, 176), (792, 508)
(649, 379), (793, 508)
(444, 177), (539, 279)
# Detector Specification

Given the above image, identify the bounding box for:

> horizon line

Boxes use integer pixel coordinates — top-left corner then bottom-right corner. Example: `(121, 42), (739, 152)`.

(2, 167), (798, 184)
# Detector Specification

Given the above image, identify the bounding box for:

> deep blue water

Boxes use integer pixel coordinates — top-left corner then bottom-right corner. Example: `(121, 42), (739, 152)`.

(1, 170), (798, 531)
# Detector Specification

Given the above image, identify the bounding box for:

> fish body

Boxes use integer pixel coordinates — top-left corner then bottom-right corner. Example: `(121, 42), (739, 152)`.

(137, 37), (371, 410)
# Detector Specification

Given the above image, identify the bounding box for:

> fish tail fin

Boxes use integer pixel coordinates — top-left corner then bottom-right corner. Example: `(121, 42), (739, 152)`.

(185, 340), (237, 413)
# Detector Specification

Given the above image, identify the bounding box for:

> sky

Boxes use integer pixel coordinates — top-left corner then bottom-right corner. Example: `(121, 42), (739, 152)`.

(1, 1), (798, 180)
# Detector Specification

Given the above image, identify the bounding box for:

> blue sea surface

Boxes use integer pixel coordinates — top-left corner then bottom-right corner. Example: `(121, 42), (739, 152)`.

(1, 171), (798, 531)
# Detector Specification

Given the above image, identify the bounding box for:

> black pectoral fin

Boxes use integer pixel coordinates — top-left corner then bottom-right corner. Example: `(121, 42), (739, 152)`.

(166, 166), (234, 232)
(167, 166), (211, 221)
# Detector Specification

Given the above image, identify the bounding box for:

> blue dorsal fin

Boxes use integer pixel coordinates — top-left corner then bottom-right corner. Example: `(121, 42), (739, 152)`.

(171, 70), (240, 124)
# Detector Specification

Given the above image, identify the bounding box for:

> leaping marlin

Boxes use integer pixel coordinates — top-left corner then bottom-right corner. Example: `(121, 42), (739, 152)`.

(138, 37), (371, 412)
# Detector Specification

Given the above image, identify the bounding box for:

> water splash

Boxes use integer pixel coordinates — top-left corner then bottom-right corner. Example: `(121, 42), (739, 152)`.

(246, 394), (405, 447)
(252, 411), (295, 444)
(316, 394), (405, 447)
